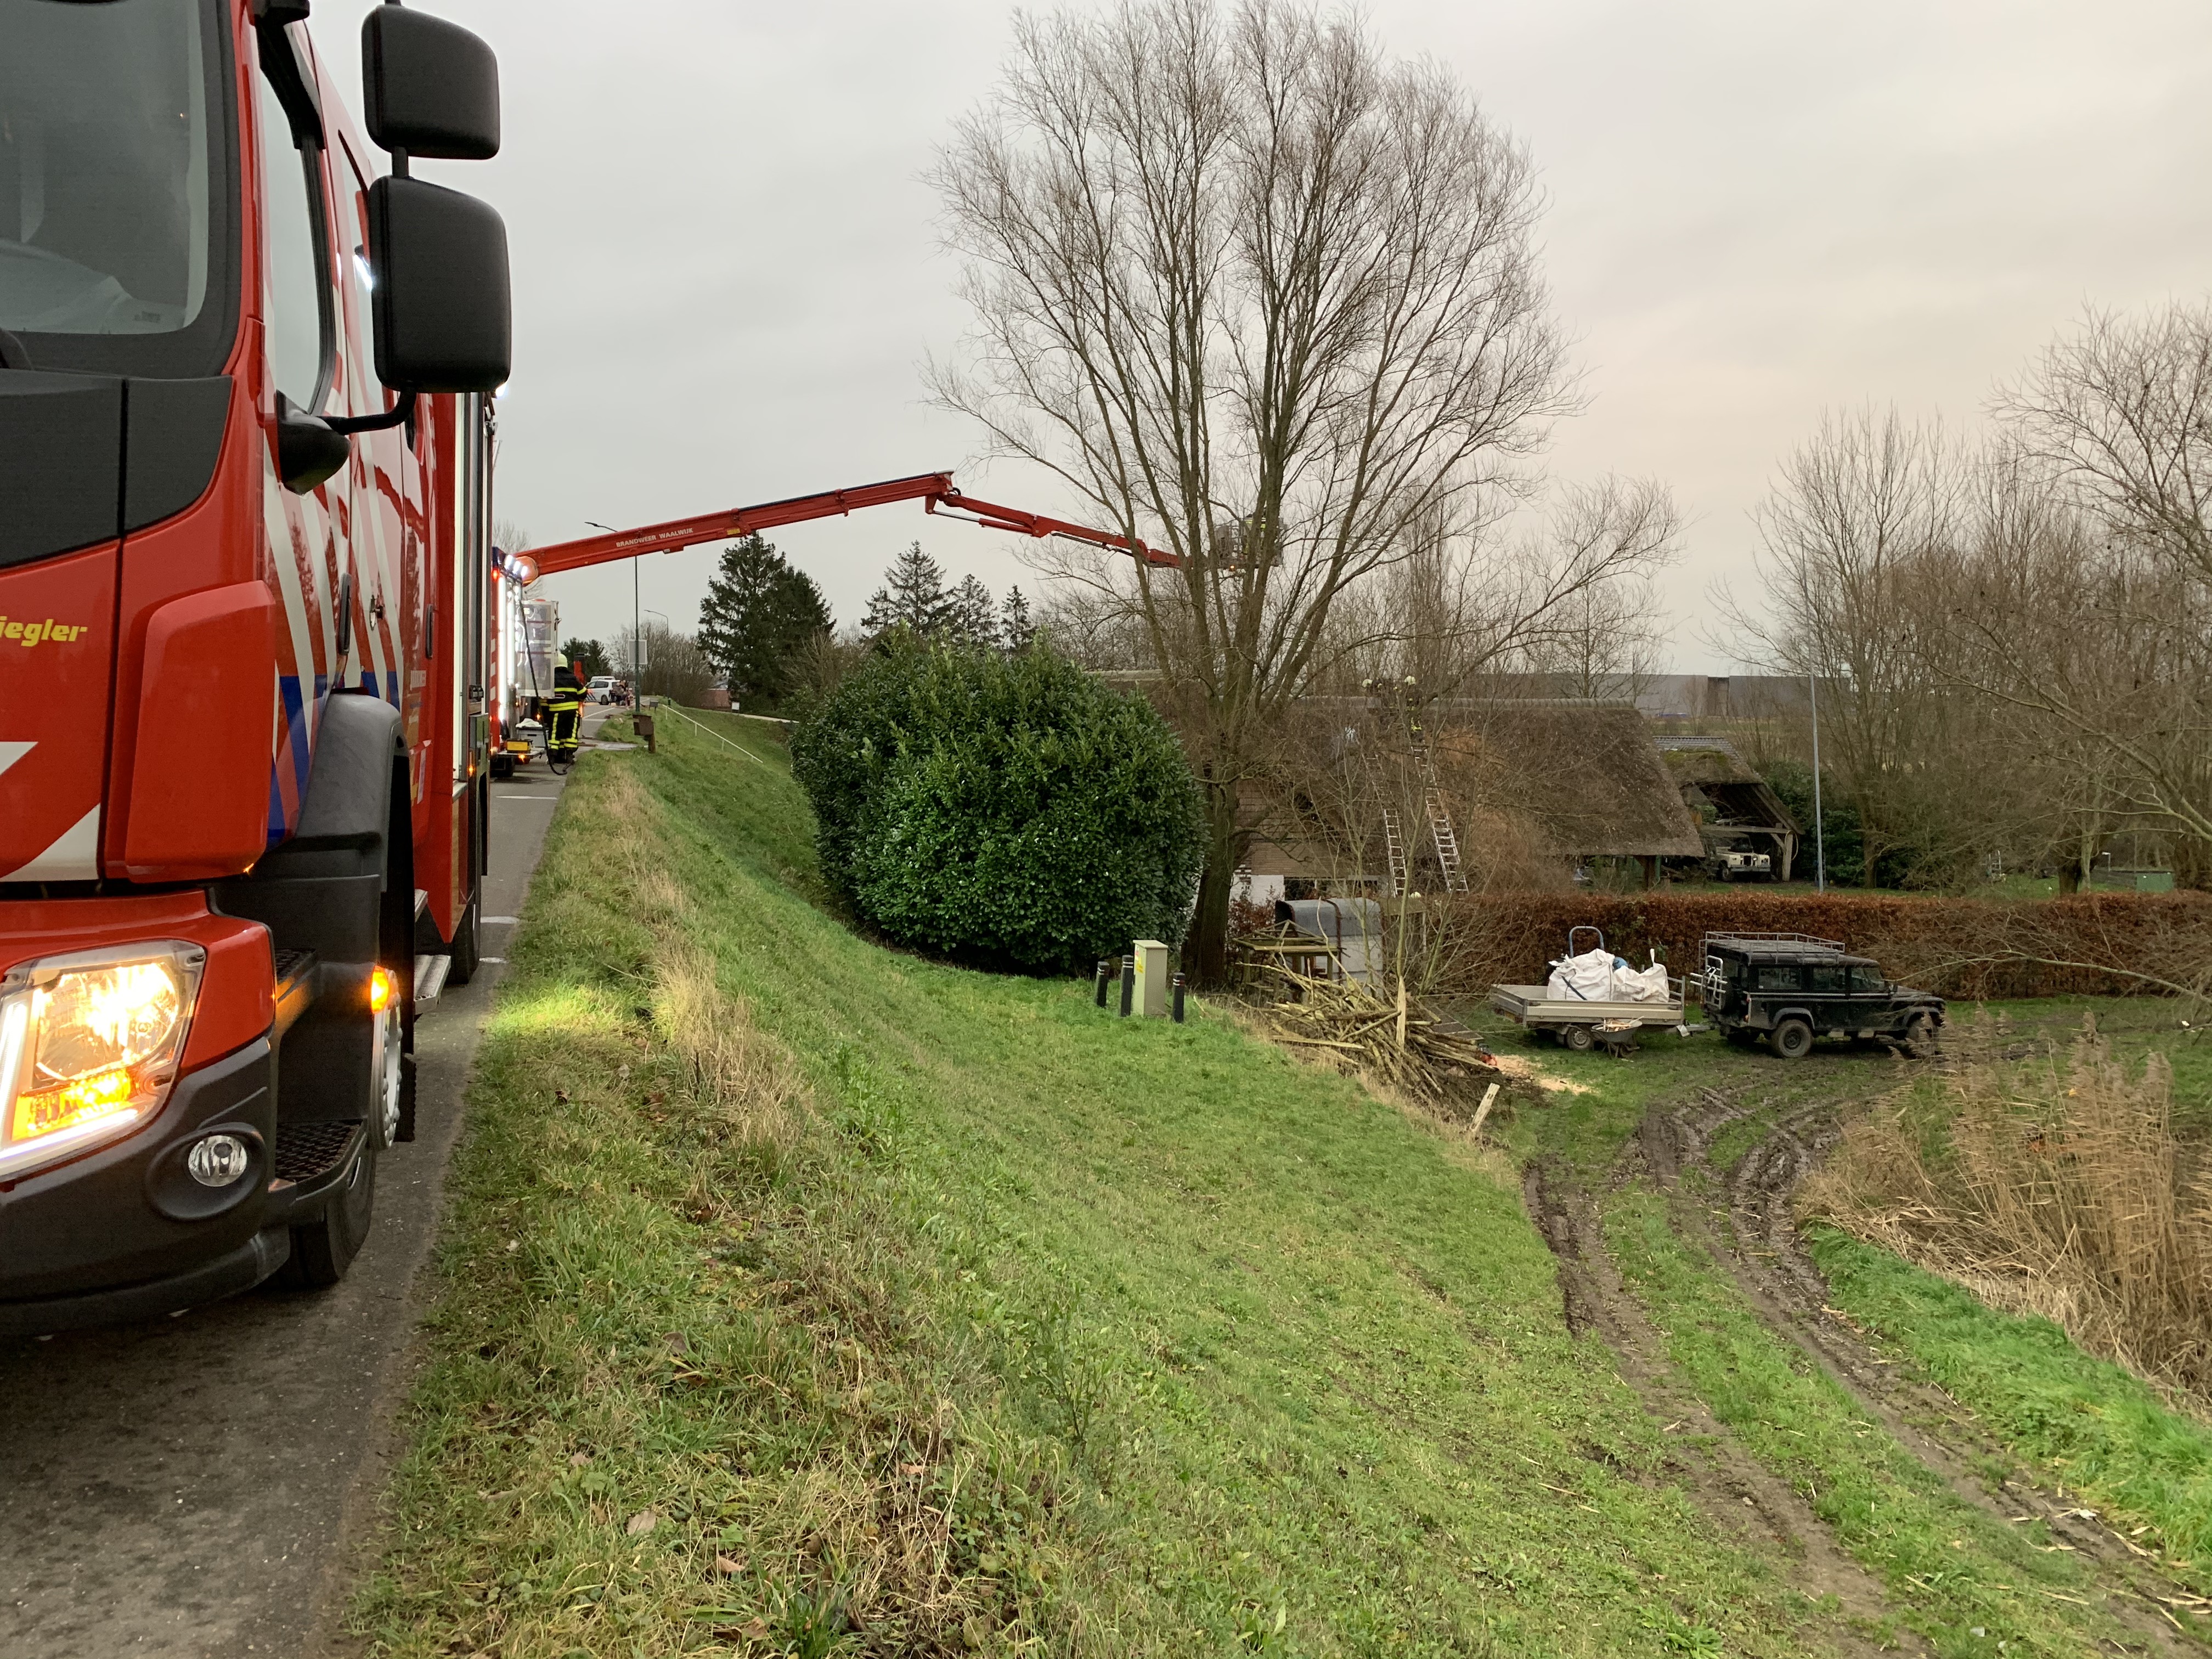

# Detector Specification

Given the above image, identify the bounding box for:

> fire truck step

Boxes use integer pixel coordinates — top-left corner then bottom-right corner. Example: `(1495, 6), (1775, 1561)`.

(273, 1120), (362, 1185)
(414, 952), (452, 1009)
(273, 950), (319, 1039)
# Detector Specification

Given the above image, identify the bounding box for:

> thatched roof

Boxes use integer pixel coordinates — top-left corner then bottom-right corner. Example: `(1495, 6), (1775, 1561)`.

(1430, 701), (1705, 859)
(1244, 823), (1350, 878)
(1654, 735), (1800, 839)
(1657, 734), (1764, 787)
(1238, 697), (1704, 879)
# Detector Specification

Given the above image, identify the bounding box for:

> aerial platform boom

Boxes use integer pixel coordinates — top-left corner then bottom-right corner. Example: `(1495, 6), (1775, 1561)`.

(527, 473), (1180, 575)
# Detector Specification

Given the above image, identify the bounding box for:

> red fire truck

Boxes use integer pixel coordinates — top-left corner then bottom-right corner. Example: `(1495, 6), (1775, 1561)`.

(0, 0), (510, 1330)
(0, 0), (1167, 1336)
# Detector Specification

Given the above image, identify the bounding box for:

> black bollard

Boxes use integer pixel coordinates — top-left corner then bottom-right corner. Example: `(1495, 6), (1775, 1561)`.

(1172, 973), (1187, 1023)
(1094, 959), (1111, 1007)
(1119, 955), (1135, 1017)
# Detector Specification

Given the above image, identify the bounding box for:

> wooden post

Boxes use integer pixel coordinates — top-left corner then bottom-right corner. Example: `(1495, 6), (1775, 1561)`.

(1470, 1082), (1501, 1136)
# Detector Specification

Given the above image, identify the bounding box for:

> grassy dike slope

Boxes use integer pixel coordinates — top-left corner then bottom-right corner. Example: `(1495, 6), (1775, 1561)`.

(356, 710), (1850, 1658)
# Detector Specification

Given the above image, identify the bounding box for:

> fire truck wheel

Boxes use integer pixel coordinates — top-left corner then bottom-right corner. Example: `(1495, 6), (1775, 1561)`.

(373, 994), (405, 1149)
(1769, 1017), (1815, 1060)
(282, 1139), (377, 1288)
(281, 994), (397, 1289)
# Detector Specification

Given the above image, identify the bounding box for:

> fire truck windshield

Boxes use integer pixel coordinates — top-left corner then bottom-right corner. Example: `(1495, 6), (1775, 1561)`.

(0, 0), (235, 377)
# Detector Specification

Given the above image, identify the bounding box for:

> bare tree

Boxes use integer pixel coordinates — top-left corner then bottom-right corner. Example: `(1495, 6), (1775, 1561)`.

(617, 622), (716, 707)
(930, 0), (1575, 979)
(1725, 406), (1959, 885)
(783, 626), (870, 710)
(1937, 456), (2212, 886)
(1717, 307), (2212, 897)
(1034, 579), (1153, 669)
(1314, 475), (1680, 702)
(1997, 303), (2212, 588)
(1511, 476), (1682, 700)
(1980, 307), (2212, 878)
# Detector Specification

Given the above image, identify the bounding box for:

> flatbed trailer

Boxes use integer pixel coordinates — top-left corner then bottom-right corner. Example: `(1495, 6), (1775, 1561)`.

(1486, 983), (1695, 1052)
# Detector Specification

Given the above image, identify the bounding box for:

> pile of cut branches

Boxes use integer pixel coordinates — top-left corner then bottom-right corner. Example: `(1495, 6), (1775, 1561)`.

(1261, 967), (1498, 1109)
(1232, 922), (1344, 985)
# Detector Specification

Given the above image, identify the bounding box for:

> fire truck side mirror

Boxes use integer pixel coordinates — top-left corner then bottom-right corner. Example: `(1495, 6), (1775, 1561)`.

(362, 5), (500, 161)
(366, 176), (512, 394)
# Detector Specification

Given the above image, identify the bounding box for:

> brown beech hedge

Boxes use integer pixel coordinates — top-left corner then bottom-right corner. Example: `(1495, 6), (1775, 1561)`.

(1439, 889), (2212, 999)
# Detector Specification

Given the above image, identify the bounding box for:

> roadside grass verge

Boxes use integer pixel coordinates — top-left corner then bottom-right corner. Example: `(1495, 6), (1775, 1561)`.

(357, 710), (1852, 1657)
(356, 761), (1120, 1654)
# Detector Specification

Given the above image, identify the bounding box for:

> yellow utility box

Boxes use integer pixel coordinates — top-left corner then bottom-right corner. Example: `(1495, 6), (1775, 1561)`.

(1133, 939), (1169, 1018)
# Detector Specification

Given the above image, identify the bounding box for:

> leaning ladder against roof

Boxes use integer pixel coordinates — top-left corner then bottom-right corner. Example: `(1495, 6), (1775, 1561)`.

(1408, 727), (1470, 894)
(1381, 808), (1410, 897)
(1426, 792), (1470, 893)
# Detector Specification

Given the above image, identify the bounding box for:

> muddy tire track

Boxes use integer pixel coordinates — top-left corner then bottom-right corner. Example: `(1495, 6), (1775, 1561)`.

(1629, 1088), (2206, 1652)
(1523, 1157), (1915, 1656)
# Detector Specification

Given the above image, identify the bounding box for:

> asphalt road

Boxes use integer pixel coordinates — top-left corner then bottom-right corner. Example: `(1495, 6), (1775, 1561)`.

(0, 722), (601, 1658)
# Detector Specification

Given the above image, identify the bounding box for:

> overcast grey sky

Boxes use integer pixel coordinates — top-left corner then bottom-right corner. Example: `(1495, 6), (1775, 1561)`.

(310, 1), (2212, 672)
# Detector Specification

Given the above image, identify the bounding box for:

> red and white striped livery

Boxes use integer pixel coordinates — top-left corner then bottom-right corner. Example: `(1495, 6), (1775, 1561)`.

(0, 0), (509, 1327)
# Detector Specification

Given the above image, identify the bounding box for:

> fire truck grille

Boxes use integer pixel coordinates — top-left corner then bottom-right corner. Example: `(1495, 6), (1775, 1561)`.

(274, 1121), (359, 1184)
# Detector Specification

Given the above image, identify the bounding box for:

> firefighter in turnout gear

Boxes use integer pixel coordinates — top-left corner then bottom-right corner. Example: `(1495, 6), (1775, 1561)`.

(546, 663), (585, 773)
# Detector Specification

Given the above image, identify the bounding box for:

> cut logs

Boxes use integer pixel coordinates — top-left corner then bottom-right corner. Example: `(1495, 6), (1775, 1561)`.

(1260, 966), (1499, 1110)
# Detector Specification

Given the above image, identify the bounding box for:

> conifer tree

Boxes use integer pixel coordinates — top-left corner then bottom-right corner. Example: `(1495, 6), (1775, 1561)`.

(1000, 585), (1036, 651)
(862, 542), (952, 637)
(697, 533), (832, 708)
(558, 637), (612, 678)
(947, 572), (998, 648)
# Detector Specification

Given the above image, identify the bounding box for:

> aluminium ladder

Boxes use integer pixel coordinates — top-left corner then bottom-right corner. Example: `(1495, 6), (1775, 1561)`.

(1381, 808), (1410, 896)
(1425, 791), (1470, 893)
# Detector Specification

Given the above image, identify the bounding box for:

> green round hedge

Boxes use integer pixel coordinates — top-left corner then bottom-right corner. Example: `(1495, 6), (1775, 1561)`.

(789, 639), (1203, 973)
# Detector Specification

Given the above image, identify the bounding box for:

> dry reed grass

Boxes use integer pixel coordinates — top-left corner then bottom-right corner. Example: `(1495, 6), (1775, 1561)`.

(1802, 1012), (2212, 1402)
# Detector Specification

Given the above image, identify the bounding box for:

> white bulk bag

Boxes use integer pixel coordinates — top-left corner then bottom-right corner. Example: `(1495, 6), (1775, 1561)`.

(1547, 947), (1620, 1001)
(1611, 960), (1672, 1002)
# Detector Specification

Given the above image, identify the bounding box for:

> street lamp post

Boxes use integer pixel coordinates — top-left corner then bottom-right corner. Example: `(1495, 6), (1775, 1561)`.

(644, 609), (669, 700)
(584, 520), (641, 696)
(1809, 666), (1826, 893)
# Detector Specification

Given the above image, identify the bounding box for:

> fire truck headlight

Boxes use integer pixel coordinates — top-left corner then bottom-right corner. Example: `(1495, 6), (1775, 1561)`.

(0, 943), (205, 1178)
